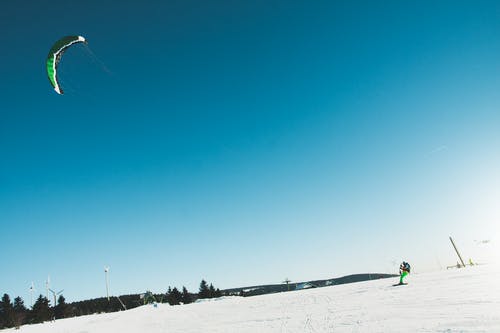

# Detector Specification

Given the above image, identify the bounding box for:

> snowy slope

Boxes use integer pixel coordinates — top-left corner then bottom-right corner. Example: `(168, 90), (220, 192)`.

(10, 264), (500, 332)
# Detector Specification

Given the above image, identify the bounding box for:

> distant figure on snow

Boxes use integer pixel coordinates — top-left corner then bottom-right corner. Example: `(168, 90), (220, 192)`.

(399, 261), (411, 285)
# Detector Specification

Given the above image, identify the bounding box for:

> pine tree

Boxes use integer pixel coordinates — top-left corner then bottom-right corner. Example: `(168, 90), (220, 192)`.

(54, 295), (70, 319)
(165, 287), (172, 305)
(13, 296), (27, 328)
(172, 287), (182, 305)
(208, 284), (216, 298)
(181, 286), (192, 304)
(167, 287), (182, 305)
(31, 295), (51, 323)
(198, 280), (210, 299)
(0, 293), (14, 328)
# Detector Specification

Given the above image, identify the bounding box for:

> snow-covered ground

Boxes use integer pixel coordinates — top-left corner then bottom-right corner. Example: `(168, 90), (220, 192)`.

(11, 264), (500, 332)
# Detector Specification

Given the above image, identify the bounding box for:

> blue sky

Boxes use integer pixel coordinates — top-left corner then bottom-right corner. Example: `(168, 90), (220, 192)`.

(1, 1), (499, 303)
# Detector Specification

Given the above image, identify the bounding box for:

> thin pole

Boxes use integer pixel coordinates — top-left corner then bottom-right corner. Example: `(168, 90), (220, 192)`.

(116, 296), (126, 310)
(46, 276), (50, 300)
(105, 267), (110, 302)
(30, 282), (34, 308)
(283, 278), (291, 291)
(449, 236), (466, 267)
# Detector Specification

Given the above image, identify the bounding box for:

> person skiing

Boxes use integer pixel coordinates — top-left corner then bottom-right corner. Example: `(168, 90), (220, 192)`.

(398, 261), (411, 285)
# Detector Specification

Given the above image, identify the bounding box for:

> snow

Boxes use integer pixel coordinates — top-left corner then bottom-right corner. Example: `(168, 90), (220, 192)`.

(242, 287), (261, 293)
(10, 264), (500, 332)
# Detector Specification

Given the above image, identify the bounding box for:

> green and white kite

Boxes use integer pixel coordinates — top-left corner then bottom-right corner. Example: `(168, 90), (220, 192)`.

(46, 36), (86, 94)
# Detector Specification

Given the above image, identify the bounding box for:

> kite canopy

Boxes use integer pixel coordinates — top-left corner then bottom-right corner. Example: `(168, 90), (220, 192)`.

(46, 36), (86, 94)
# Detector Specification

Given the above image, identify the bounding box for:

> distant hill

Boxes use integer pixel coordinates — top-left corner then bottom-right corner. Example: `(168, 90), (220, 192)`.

(222, 273), (397, 297)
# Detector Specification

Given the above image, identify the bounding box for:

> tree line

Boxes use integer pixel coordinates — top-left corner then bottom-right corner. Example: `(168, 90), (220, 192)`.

(0, 279), (221, 329)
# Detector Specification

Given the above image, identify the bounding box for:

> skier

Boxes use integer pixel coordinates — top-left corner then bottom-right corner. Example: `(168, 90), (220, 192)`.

(398, 261), (411, 285)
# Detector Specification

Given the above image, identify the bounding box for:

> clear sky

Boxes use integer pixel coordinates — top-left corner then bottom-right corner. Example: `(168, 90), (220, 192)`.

(1, 0), (499, 303)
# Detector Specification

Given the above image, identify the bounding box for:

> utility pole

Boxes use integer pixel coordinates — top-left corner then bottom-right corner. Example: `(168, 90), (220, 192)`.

(449, 236), (466, 268)
(283, 278), (291, 291)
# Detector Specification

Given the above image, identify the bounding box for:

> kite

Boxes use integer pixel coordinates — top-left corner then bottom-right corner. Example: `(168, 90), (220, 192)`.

(46, 36), (86, 94)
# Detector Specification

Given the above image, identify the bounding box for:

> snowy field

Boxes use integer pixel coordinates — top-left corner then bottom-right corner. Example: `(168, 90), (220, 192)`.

(10, 264), (500, 332)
